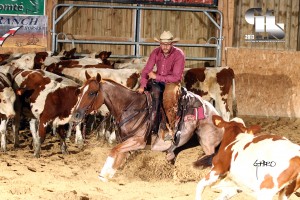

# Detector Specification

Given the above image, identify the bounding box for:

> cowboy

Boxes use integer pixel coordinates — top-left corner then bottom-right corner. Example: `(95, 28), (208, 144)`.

(137, 31), (185, 141)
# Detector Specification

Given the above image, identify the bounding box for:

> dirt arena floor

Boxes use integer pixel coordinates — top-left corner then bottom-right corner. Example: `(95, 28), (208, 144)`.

(1, 115), (300, 200)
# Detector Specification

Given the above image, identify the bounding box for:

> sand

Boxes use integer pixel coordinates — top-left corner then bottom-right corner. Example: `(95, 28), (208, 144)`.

(0, 115), (300, 200)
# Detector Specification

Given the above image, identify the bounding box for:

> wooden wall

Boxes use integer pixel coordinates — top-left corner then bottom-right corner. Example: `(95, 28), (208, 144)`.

(54, 1), (218, 67)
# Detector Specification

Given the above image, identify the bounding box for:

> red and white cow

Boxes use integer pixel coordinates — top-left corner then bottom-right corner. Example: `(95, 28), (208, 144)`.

(9, 66), (83, 157)
(0, 72), (16, 152)
(183, 67), (237, 121)
(9, 52), (120, 144)
(0, 54), (10, 64)
(114, 57), (148, 69)
(9, 51), (110, 72)
(195, 115), (300, 200)
(61, 67), (141, 90)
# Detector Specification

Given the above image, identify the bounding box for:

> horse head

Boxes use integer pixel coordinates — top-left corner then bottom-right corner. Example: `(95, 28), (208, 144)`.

(72, 71), (104, 122)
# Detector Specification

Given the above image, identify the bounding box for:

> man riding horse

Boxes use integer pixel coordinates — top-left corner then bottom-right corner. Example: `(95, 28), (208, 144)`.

(137, 31), (185, 142)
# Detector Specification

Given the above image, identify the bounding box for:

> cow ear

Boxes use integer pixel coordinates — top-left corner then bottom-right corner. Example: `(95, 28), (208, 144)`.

(85, 70), (91, 80)
(96, 73), (102, 82)
(212, 115), (223, 127)
(70, 48), (76, 55)
(247, 125), (261, 135)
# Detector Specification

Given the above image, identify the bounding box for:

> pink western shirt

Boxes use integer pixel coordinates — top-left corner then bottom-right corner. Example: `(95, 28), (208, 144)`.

(140, 46), (185, 88)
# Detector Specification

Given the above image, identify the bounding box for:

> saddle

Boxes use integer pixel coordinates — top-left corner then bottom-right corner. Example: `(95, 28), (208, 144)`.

(146, 81), (205, 142)
(176, 87), (205, 132)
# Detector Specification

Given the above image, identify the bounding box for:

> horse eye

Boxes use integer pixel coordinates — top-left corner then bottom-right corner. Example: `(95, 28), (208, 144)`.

(89, 91), (97, 96)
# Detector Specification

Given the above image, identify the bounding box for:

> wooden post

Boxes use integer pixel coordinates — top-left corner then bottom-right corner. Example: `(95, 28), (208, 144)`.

(46, 0), (58, 51)
(218, 0), (235, 66)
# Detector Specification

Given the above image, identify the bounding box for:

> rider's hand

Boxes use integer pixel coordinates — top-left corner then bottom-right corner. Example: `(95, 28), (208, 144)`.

(137, 87), (144, 94)
(148, 71), (156, 80)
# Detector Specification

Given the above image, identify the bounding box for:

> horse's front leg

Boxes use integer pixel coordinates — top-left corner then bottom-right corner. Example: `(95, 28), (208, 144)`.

(98, 136), (146, 182)
(0, 120), (7, 152)
(166, 121), (197, 161)
(74, 123), (84, 148)
(56, 125), (69, 155)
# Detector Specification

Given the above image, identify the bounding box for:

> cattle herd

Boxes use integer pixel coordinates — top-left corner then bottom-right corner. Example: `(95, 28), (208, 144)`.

(0, 48), (299, 199)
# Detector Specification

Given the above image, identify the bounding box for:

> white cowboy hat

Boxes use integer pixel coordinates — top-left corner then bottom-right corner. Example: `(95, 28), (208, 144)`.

(154, 31), (180, 43)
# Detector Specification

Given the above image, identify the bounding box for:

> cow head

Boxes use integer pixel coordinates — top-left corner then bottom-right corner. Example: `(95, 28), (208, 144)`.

(63, 48), (77, 59)
(10, 52), (49, 70)
(0, 87), (16, 119)
(0, 54), (10, 62)
(98, 51), (112, 60)
(212, 115), (261, 136)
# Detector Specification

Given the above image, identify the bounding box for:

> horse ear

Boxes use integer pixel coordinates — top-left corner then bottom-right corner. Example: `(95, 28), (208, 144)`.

(96, 73), (102, 82)
(85, 70), (91, 80)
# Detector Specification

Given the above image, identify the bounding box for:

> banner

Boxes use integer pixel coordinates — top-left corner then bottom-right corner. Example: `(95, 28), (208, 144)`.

(0, 0), (45, 16)
(0, 15), (47, 49)
(70, 0), (218, 7)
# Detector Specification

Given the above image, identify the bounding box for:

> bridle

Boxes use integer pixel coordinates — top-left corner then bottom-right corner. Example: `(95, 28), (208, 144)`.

(76, 79), (101, 120)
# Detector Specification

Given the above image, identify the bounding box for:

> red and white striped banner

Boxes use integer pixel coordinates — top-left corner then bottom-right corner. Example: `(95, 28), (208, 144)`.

(0, 27), (22, 47)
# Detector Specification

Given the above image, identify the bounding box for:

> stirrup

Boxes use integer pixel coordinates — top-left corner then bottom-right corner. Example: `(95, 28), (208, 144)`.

(164, 133), (174, 142)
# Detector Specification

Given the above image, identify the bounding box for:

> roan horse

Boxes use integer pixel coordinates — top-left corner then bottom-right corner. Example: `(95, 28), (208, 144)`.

(71, 72), (224, 182)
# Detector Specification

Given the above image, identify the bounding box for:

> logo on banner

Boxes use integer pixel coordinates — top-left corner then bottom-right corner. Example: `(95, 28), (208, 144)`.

(0, 27), (22, 46)
(244, 8), (285, 42)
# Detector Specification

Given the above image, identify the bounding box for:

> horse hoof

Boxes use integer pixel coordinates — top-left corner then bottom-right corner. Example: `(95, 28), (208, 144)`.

(98, 175), (108, 182)
(166, 152), (175, 161)
(34, 153), (40, 158)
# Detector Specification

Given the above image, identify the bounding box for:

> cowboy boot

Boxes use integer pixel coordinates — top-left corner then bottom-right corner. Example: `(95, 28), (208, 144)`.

(163, 108), (177, 141)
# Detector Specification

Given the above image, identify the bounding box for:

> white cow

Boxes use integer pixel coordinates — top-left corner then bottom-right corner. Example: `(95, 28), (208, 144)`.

(195, 115), (300, 200)
(0, 72), (16, 151)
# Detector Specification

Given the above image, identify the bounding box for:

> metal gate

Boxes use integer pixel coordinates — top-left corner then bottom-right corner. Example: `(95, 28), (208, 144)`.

(52, 4), (223, 66)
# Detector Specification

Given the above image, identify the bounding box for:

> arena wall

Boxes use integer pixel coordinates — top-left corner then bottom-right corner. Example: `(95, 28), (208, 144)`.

(226, 47), (300, 118)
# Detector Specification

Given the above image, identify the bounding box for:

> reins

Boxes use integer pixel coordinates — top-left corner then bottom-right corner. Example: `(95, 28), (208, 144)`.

(118, 91), (152, 127)
(116, 91), (153, 142)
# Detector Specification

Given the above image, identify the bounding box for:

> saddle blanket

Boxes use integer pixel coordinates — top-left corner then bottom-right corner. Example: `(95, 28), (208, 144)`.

(184, 106), (205, 121)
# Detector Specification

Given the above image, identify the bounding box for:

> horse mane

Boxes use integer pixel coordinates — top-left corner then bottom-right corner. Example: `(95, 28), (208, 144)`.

(102, 78), (137, 92)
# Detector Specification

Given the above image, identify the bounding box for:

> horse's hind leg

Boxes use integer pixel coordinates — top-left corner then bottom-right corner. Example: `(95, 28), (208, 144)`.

(98, 136), (146, 182)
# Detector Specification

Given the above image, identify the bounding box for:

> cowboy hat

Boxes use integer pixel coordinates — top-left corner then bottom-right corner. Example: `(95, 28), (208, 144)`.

(154, 31), (180, 43)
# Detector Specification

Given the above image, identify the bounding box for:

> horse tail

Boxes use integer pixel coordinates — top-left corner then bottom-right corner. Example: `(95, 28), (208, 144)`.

(193, 153), (215, 169)
(193, 142), (221, 168)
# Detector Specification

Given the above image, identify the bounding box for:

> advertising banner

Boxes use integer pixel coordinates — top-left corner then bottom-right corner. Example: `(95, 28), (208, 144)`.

(0, 15), (47, 49)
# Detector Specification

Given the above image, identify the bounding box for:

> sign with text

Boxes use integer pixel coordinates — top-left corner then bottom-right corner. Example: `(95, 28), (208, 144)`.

(0, 15), (47, 49)
(0, 0), (45, 16)
(73, 0), (217, 7)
